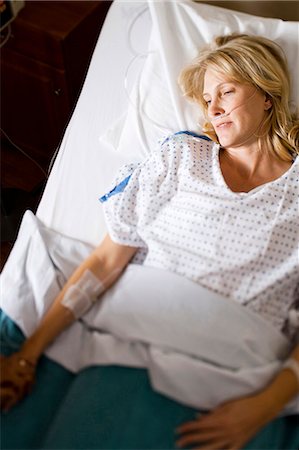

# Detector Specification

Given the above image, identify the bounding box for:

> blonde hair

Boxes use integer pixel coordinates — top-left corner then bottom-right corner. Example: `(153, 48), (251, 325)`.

(179, 34), (299, 161)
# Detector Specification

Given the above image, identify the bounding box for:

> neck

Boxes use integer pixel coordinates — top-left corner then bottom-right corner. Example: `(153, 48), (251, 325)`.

(219, 144), (292, 193)
(220, 144), (267, 180)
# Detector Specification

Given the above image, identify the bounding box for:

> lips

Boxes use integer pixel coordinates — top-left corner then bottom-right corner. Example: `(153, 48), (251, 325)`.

(215, 121), (232, 129)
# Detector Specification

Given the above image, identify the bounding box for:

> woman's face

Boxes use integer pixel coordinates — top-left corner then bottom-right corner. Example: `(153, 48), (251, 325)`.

(203, 66), (271, 149)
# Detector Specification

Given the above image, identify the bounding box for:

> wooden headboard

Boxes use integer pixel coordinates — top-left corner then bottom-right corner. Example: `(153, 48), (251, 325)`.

(197, 1), (299, 21)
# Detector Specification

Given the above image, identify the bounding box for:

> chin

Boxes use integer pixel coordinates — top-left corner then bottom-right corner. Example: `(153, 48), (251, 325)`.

(216, 132), (230, 147)
(218, 137), (234, 148)
(218, 134), (244, 148)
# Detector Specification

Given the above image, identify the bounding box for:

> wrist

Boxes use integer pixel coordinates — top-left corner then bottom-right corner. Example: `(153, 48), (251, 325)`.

(19, 339), (43, 364)
(282, 358), (299, 390)
(261, 363), (299, 414)
(254, 388), (282, 422)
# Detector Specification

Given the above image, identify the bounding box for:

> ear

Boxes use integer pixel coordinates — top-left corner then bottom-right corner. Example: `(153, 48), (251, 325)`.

(264, 96), (272, 111)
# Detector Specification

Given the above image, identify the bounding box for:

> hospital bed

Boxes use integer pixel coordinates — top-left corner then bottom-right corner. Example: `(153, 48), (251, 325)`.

(1, 1), (298, 448)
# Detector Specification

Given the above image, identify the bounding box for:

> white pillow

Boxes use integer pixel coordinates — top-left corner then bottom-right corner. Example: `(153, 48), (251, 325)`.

(84, 264), (290, 369)
(99, 0), (299, 163)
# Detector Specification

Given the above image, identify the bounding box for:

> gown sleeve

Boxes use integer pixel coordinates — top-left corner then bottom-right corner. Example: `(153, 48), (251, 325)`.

(99, 135), (182, 248)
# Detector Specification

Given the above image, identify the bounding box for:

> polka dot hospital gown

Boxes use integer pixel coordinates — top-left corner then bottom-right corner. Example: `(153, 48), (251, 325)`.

(101, 132), (299, 341)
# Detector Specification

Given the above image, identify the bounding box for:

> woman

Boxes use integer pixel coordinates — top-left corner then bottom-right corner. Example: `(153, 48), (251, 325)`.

(1, 34), (299, 449)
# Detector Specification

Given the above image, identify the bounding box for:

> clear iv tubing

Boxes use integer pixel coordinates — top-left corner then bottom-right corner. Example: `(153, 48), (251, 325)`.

(0, 24), (11, 48)
(127, 6), (149, 57)
(124, 4), (151, 109)
(124, 5), (171, 143)
(210, 89), (257, 122)
(1, 127), (48, 178)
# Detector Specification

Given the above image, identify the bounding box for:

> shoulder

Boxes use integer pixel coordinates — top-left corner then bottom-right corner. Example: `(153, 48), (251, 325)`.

(161, 130), (214, 147)
(159, 131), (215, 165)
(160, 131), (218, 168)
(286, 155), (299, 194)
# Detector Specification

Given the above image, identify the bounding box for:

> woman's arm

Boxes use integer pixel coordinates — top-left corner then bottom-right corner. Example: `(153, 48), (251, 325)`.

(0, 235), (138, 411)
(176, 345), (299, 450)
(262, 344), (299, 413)
(20, 235), (137, 362)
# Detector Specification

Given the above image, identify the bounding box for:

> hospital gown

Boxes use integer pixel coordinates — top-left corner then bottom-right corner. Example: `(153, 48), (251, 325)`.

(101, 132), (299, 340)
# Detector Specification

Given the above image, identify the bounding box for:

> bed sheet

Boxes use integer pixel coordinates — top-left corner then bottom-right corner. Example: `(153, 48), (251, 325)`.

(1, 311), (298, 450)
(3, 210), (298, 413)
(36, 1), (152, 245)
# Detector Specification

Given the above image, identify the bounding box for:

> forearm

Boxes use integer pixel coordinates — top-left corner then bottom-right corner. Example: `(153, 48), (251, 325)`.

(20, 254), (104, 361)
(19, 236), (137, 363)
(259, 345), (299, 418)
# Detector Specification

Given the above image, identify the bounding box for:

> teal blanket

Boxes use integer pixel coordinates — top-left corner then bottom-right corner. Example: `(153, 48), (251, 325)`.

(1, 311), (298, 450)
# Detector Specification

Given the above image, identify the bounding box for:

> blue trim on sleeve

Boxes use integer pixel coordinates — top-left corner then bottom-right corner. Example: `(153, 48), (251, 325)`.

(174, 131), (212, 141)
(162, 131), (212, 145)
(99, 175), (131, 203)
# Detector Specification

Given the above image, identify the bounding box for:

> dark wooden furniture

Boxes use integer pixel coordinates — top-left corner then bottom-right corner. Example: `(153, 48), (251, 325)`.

(202, 1), (299, 21)
(0, 1), (111, 266)
(1, 0), (112, 171)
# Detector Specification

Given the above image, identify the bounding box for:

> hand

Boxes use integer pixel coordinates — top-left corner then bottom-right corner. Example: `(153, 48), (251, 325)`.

(175, 392), (277, 450)
(0, 352), (37, 412)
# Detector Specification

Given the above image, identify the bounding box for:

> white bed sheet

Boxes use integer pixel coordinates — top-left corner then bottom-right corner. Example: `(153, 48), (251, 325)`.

(37, 1), (152, 245)
(2, 210), (298, 413)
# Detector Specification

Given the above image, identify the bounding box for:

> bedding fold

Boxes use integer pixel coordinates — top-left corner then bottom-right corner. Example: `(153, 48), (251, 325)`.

(0, 210), (298, 413)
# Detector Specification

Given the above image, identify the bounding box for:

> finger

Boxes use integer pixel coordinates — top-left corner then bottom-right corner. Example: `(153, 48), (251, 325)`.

(1, 388), (12, 410)
(176, 417), (222, 435)
(1, 381), (21, 396)
(23, 378), (34, 396)
(193, 410), (224, 424)
(185, 429), (223, 439)
(1, 379), (33, 411)
(176, 420), (201, 434)
(15, 368), (35, 381)
(1, 367), (35, 391)
(195, 439), (232, 450)
(176, 430), (225, 448)
(176, 432), (204, 448)
(1, 395), (13, 412)
(1, 389), (19, 413)
(2, 394), (19, 413)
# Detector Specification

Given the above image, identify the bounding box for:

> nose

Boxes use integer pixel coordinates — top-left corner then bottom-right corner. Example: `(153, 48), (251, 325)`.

(208, 98), (225, 121)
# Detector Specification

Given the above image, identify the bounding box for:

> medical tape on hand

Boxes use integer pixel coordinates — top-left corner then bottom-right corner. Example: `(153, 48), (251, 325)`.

(61, 268), (121, 319)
